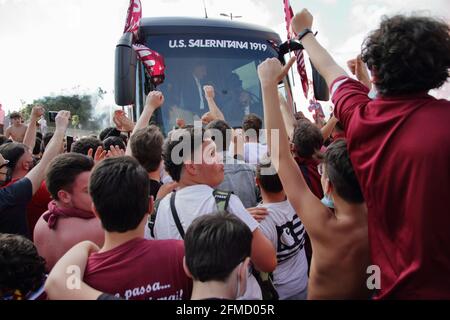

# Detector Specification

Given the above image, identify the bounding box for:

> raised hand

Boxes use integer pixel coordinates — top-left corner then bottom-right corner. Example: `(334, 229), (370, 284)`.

(203, 85), (215, 99)
(106, 145), (125, 158)
(113, 110), (135, 132)
(88, 146), (107, 164)
(291, 9), (314, 35)
(54, 110), (71, 132)
(347, 55), (372, 89)
(145, 91), (164, 110)
(257, 57), (296, 87)
(31, 105), (45, 119)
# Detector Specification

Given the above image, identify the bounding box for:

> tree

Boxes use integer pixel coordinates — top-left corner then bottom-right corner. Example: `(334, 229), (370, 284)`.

(21, 94), (98, 131)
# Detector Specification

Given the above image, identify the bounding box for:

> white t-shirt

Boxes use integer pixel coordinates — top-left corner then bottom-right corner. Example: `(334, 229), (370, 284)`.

(244, 142), (267, 165)
(258, 200), (309, 300)
(145, 184), (261, 300)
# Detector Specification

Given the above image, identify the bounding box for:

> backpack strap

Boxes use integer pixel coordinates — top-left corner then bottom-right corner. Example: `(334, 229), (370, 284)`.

(213, 189), (232, 212)
(170, 191), (185, 239)
(148, 198), (162, 238)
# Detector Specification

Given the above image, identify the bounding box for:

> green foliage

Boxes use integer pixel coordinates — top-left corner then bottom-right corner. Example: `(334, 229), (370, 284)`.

(33, 95), (92, 124)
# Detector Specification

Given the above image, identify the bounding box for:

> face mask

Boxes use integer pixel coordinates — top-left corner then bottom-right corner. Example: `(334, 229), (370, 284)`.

(368, 85), (378, 100)
(321, 194), (335, 209)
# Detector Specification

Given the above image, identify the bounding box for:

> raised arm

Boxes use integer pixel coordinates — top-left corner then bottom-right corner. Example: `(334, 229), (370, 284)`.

(45, 241), (103, 300)
(125, 91), (164, 156)
(25, 110), (69, 194)
(347, 55), (372, 90)
(203, 85), (225, 121)
(258, 58), (333, 240)
(278, 92), (296, 140)
(320, 115), (339, 141)
(291, 9), (348, 88)
(23, 106), (44, 150)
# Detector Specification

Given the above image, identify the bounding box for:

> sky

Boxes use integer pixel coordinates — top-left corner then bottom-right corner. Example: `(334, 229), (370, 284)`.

(1, 0), (449, 116)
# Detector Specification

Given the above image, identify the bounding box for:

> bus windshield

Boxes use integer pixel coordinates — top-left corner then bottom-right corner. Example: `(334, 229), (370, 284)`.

(143, 34), (279, 133)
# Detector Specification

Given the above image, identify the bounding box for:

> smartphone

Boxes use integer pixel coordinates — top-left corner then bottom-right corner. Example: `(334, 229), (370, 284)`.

(48, 111), (58, 123)
(66, 136), (74, 152)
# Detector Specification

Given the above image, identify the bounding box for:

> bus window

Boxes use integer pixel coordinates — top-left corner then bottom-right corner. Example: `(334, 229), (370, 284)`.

(142, 34), (279, 134)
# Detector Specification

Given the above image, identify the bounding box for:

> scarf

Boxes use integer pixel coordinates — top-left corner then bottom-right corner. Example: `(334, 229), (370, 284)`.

(43, 200), (95, 229)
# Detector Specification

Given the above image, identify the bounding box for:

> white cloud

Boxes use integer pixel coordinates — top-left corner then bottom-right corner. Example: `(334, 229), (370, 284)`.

(330, 0), (450, 70)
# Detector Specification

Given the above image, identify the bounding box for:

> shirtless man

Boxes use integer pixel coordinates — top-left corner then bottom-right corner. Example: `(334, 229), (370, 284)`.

(257, 57), (370, 299)
(5, 112), (28, 143)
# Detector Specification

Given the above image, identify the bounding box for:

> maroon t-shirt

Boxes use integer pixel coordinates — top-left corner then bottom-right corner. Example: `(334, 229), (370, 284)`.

(332, 76), (450, 299)
(294, 156), (324, 200)
(84, 237), (192, 300)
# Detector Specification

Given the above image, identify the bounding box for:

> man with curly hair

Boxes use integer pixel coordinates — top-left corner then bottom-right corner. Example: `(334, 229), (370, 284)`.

(291, 10), (450, 299)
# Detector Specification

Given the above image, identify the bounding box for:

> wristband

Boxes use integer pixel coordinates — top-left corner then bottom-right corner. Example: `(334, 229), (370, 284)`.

(297, 28), (313, 41)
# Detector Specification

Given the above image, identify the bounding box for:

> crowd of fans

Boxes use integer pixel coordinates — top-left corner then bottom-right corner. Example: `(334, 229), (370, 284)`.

(1, 9), (449, 300)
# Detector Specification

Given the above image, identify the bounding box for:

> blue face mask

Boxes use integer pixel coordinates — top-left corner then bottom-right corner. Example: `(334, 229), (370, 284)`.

(368, 86), (378, 100)
(321, 194), (335, 209)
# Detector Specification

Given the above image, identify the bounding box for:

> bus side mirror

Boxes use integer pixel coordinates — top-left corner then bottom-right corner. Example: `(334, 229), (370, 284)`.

(278, 39), (330, 101)
(115, 32), (136, 106)
(311, 60), (329, 101)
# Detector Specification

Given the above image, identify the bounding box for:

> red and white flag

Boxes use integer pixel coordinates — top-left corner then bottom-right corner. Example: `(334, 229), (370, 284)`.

(133, 44), (166, 82)
(283, 0), (309, 99)
(122, 0), (166, 84)
(123, 0), (142, 34)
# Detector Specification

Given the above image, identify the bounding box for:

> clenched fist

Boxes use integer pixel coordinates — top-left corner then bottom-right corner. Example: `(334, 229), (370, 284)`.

(145, 91), (165, 110)
(291, 9), (313, 35)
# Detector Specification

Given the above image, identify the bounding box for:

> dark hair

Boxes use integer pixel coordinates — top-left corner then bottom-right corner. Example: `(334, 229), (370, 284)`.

(89, 156), (150, 232)
(130, 126), (164, 172)
(46, 153), (94, 200)
(70, 137), (102, 155)
(292, 119), (323, 158)
(294, 111), (307, 121)
(163, 127), (205, 182)
(242, 113), (262, 141)
(256, 157), (283, 193)
(0, 135), (12, 146)
(0, 142), (29, 171)
(9, 112), (21, 119)
(323, 140), (364, 203)
(0, 234), (46, 298)
(184, 212), (252, 282)
(206, 120), (232, 152)
(361, 15), (450, 96)
(99, 127), (122, 142)
(103, 136), (126, 152)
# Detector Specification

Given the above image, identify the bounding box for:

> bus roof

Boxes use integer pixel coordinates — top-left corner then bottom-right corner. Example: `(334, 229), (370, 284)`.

(139, 16), (281, 42)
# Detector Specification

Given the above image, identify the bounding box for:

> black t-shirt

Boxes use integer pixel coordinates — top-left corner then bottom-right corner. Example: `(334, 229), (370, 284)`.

(0, 178), (33, 237)
(149, 179), (162, 200)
